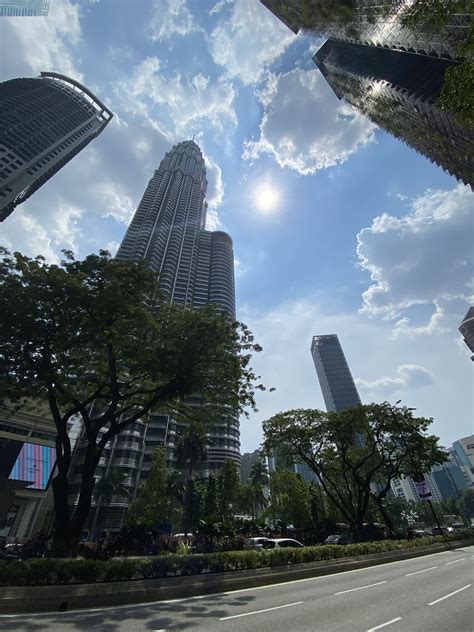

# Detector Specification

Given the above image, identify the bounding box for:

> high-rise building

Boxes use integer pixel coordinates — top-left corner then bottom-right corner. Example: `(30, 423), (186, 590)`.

(71, 141), (240, 533)
(0, 0), (49, 16)
(459, 307), (474, 361)
(451, 435), (474, 486)
(240, 449), (262, 485)
(313, 39), (473, 186)
(261, 1), (473, 187)
(0, 72), (113, 221)
(310, 334), (361, 413)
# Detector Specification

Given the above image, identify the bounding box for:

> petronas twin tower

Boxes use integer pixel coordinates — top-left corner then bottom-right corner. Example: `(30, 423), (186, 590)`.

(78, 141), (240, 532)
(116, 140), (235, 317)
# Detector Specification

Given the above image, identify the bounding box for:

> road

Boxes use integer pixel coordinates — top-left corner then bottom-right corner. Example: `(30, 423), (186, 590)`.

(1, 545), (473, 631)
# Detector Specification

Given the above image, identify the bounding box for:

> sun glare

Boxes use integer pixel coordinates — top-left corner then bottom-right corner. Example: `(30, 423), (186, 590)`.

(254, 183), (279, 213)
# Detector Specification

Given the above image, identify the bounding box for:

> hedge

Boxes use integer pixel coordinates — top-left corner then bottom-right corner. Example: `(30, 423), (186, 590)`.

(0, 530), (472, 586)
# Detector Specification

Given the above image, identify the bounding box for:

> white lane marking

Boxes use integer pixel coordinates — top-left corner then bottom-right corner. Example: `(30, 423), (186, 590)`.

(335, 580), (387, 595)
(2, 546), (472, 619)
(219, 600), (303, 621)
(405, 566), (437, 576)
(446, 557), (466, 565)
(428, 584), (471, 606)
(366, 617), (403, 632)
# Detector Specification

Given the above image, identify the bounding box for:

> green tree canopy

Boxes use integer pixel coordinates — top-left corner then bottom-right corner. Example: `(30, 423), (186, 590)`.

(263, 403), (447, 537)
(126, 448), (181, 529)
(0, 249), (263, 551)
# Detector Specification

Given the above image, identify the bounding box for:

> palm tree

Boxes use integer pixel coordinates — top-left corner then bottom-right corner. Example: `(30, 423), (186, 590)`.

(90, 469), (130, 536)
(249, 459), (269, 515)
(175, 422), (208, 533)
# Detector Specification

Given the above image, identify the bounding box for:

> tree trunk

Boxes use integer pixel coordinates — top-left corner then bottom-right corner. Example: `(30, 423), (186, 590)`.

(69, 448), (101, 548)
(51, 471), (71, 556)
(375, 495), (395, 536)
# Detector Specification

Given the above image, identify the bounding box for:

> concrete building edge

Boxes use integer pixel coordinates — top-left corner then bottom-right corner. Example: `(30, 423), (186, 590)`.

(0, 538), (472, 615)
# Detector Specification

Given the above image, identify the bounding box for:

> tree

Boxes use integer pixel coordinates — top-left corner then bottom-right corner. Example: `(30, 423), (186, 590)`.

(217, 460), (241, 520)
(249, 459), (269, 513)
(126, 448), (181, 529)
(90, 468), (130, 535)
(176, 421), (208, 533)
(263, 403), (446, 538)
(0, 249), (263, 552)
(266, 469), (312, 530)
(203, 473), (219, 523)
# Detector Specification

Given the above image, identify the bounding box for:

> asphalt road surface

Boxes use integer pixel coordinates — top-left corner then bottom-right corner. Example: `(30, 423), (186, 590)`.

(1, 545), (473, 632)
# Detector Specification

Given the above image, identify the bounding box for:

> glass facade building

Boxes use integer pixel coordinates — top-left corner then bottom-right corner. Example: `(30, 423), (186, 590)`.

(0, 0), (49, 16)
(261, 1), (473, 187)
(310, 334), (361, 413)
(0, 72), (113, 221)
(71, 141), (240, 533)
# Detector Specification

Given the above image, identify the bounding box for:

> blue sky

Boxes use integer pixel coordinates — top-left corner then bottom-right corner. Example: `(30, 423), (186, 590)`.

(1, 0), (473, 452)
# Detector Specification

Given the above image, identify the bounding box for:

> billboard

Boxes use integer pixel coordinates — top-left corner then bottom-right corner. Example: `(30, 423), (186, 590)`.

(0, 438), (55, 490)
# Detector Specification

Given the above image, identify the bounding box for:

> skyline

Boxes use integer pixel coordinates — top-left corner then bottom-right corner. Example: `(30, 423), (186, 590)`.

(0, 0), (472, 454)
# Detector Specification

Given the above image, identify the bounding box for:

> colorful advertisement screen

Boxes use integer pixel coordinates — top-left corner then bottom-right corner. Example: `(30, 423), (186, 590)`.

(1, 438), (55, 491)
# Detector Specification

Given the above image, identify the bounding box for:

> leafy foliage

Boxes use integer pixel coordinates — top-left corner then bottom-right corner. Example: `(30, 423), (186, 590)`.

(1, 531), (472, 585)
(263, 404), (447, 536)
(0, 249), (263, 551)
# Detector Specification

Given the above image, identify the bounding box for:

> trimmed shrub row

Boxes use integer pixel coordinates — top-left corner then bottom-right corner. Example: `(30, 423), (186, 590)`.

(0, 530), (472, 586)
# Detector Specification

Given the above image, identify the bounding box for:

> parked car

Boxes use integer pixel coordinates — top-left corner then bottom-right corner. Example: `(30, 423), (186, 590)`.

(324, 534), (352, 545)
(243, 537), (272, 550)
(262, 538), (304, 549)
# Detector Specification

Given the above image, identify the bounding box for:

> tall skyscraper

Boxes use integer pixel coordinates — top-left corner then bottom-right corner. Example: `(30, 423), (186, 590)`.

(0, 0), (49, 16)
(0, 72), (113, 221)
(313, 39), (473, 186)
(459, 306), (474, 360)
(261, 1), (473, 187)
(71, 141), (240, 533)
(310, 334), (361, 413)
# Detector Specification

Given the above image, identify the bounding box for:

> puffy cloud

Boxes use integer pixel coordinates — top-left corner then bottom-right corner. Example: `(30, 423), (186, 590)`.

(355, 364), (434, 395)
(115, 57), (237, 138)
(209, 0), (295, 85)
(148, 0), (200, 42)
(0, 201), (82, 263)
(357, 184), (474, 334)
(0, 0), (82, 81)
(243, 68), (376, 174)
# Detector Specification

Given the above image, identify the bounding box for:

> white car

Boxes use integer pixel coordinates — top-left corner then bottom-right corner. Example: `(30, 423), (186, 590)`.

(243, 537), (272, 550)
(262, 538), (304, 549)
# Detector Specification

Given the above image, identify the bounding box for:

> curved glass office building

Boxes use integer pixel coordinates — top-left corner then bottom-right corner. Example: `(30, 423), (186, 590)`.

(0, 72), (113, 221)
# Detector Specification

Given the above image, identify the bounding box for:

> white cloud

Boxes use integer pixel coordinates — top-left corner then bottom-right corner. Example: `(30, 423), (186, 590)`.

(355, 364), (434, 395)
(0, 201), (82, 263)
(148, 0), (200, 42)
(243, 68), (376, 174)
(115, 57), (237, 138)
(357, 184), (474, 334)
(210, 0), (232, 15)
(0, 0), (82, 81)
(209, 0), (295, 85)
(238, 297), (472, 453)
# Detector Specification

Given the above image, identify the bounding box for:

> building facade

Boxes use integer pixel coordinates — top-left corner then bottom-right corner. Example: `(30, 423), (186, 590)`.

(71, 140), (240, 533)
(0, 0), (49, 16)
(313, 39), (473, 187)
(459, 307), (474, 360)
(261, 1), (473, 187)
(0, 72), (113, 221)
(240, 449), (262, 485)
(451, 435), (474, 486)
(310, 334), (362, 413)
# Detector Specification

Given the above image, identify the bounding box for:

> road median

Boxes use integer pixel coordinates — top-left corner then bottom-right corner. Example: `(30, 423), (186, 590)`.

(1, 538), (472, 614)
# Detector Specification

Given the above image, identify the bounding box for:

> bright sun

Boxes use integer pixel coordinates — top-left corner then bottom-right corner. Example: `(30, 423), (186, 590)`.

(255, 183), (279, 213)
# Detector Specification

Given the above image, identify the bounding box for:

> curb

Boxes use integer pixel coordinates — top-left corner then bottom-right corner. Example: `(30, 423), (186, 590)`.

(0, 539), (472, 614)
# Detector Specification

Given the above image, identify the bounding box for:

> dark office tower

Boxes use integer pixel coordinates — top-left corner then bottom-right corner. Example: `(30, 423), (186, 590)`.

(261, 1), (473, 187)
(260, 1), (471, 60)
(314, 39), (473, 186)
(311, 334), (361, 413)
(0, 0), (49, 16)
(0, 72), (113, 221)
(459, 306), (474, 361)
(75, 141), (239, 533)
